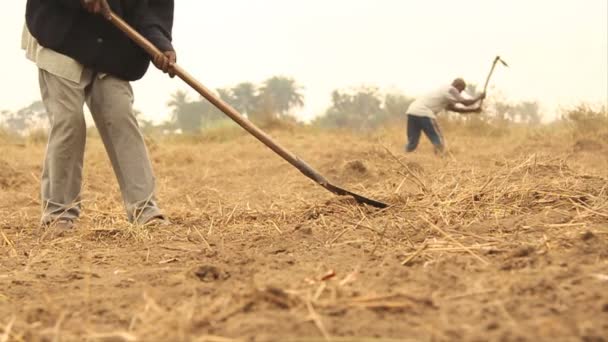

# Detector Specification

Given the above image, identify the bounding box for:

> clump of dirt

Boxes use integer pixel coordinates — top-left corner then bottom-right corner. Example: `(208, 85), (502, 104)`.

(581, 231), (596, 242)
(340, 159), (372, 182)
(573, 138), (603, 152)
(191, 265), (230, 282)
(344, 159), (368, 174)
(511, 245), (536, 258)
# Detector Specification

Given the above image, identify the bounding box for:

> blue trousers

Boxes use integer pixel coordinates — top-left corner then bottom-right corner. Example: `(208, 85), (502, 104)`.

(405, 114), (444, 152)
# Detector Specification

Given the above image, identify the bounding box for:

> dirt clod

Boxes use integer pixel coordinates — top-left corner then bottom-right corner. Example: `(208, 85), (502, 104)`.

(486, 321), (500, 331)
(581, 231), (596, 241)
(344, 160), (368, 174)
(511, 245), (535, 258)
(192, 265), (228, 282)
(294, 224), (313, 235)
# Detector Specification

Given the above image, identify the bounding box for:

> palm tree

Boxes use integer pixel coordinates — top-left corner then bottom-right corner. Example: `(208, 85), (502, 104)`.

(216, 88), (237, 108)
(258, 76), (304, 117)
(167, 90), (189, 122)
(231, 82), (258, 117)
(167, 90), (203, 133)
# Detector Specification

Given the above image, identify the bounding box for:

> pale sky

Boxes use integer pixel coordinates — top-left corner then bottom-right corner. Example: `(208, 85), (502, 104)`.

(1, 0), (606, 122)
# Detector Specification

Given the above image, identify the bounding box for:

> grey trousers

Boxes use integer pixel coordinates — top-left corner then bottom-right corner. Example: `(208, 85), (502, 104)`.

(39, 68), (163, 224)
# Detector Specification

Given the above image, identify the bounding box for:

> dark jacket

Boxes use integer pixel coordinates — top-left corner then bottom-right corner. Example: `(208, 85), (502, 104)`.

(26, 0), (174, 81)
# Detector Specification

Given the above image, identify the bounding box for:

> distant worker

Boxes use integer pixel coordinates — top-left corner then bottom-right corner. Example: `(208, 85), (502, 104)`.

(23, 0), (176, 231)
(405, 78), (485, 154)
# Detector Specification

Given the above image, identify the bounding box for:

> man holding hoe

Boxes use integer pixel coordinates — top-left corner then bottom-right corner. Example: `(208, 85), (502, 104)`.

(405, 78), (485, 154)
(23, 0), (176, 231)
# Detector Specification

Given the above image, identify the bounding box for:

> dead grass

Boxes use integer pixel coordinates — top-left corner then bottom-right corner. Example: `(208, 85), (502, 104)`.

(1, 121), (607, 341)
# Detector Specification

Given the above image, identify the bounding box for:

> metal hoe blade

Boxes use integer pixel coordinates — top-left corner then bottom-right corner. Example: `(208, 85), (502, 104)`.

(325, 183), (389, 208)
(497, 56), (509, 67)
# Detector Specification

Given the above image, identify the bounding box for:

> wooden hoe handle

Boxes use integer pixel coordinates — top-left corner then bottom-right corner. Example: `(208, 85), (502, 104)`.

(107, 12), (388, 208)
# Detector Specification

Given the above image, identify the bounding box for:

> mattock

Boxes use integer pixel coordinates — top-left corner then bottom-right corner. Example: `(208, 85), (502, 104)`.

(479, 56), (509, 109)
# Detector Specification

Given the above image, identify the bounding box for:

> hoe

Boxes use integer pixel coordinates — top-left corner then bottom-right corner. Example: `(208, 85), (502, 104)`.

(107, 12), (389, 209)
(479, 56), (509, 108)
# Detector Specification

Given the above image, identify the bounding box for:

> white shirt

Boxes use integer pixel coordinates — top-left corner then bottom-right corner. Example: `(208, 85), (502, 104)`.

(21, 25), (84, 83)
(406, 85), (467, 119)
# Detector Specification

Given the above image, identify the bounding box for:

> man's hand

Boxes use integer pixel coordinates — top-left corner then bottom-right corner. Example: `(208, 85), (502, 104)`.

(477, 92), (487, 101)
(81, 0), (111, 19)
(153, 51), (177, 78)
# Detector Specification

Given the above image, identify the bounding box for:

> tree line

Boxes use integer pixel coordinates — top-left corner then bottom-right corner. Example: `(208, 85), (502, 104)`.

(1, 75), (543, 135)
(165, 76), (304, 133)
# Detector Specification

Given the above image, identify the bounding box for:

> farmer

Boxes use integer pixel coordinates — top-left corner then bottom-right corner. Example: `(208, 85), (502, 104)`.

(23, 0), (176, 230)
(405, 78), (485, 153)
